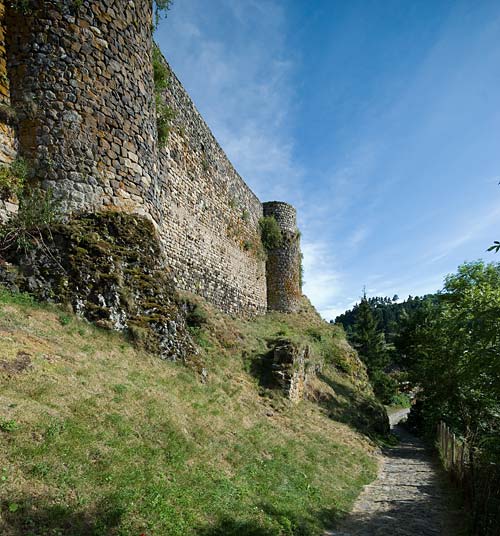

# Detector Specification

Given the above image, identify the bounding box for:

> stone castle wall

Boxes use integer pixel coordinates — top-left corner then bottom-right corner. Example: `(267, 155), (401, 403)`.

(5, 0), (158, 213)
(0, 0), (18, 222)
(263, 202), (302, 312)
(1, 0), (300, 315)
(155, 62), (267, 314)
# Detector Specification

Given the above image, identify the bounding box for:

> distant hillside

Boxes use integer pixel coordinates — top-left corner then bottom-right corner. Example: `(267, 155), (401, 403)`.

(0, 290), (387, 535)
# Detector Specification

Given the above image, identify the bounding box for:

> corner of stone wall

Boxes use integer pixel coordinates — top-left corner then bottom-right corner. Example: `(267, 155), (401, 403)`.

(0, 0), (19, 223)
(262, 201), (302, 313)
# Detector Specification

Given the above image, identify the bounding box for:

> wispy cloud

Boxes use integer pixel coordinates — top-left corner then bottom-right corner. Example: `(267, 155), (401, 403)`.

(348, 225), (370, 249)
(301, 241), (345, 320)
(156, 0), (301, 201)
(158, 1), (500, 320)
(422, 205), (500, 265)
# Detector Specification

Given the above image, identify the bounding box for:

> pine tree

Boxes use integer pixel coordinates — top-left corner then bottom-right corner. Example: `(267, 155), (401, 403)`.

(351, 292), (388, 374)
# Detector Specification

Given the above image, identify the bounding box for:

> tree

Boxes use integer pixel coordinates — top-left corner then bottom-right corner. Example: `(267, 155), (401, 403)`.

(350, 292), (396, 403)
(351, 292), (387, 374)
(398, 261), (500, 444)
(398, 261), (500, 533)
(487, 241), (500, 253)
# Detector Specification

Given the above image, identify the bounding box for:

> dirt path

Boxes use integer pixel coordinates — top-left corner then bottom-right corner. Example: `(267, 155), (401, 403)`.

(326, 409), (455, 536)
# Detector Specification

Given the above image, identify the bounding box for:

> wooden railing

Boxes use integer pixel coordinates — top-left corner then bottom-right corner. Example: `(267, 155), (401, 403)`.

(437, 421), (500, 534)
(436, 421), (470, 483)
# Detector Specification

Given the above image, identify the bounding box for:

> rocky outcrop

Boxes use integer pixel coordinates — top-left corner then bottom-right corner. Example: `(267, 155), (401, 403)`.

(0, 211), (194, 361)
(269, 338), (314, 402)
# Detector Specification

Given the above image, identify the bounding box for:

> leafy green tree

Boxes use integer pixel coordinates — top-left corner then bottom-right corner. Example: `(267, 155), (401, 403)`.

(396, 261), (500, 446)
(397, 261), (500, 533)
(487, 241), (500, 253)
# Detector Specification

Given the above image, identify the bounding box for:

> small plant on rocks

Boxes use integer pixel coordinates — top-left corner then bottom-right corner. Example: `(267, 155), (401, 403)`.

(0, 158), (29, 200)
(0, 187), (62, 253)
(259, 216), (282, 252)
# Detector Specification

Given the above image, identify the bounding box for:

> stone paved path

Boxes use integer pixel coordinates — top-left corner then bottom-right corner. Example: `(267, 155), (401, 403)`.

(326, 409), (453, 536)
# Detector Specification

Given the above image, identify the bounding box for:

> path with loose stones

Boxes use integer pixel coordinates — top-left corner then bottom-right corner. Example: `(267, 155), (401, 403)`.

(326, 409), (455, 536)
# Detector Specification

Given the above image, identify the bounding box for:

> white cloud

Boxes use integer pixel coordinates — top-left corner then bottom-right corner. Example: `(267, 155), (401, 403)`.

(301, 241), (345, 320)
(156, 0), (302, 202)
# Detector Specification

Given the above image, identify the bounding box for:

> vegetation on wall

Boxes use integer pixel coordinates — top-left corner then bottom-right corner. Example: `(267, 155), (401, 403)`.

(0, 188), (61, 253)
(299, 252), (304, 288)
(152, 3), (176, 146)
(225, 213), (266, 260)
(259, 216), (283, 252)
(0, 211), (194, 361)
(0, 158), (28, 200)
(152, 44), (175, 147)
(7, 0), (32, 15)
(153, 0), (173, 28)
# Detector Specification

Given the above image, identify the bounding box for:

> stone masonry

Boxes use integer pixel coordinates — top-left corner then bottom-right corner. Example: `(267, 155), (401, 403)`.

(0, 0), (302, 315)
(5, 0), (158, 214)
(263, 201), (302, 312)
(154, 58), (267, 315)
(271, 339), (310, 402)
(0, 0), (17, 222)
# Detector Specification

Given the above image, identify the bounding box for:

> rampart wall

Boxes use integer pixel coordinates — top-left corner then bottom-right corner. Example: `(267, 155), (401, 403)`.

(0, 0), (17, 221)
(154, 62), (267, 314)
(0, 0), (300, 315)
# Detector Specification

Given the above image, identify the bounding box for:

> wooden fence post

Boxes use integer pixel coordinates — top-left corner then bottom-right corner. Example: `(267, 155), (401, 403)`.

(444, 423), (449, 467)
(451, 432), (456, 470)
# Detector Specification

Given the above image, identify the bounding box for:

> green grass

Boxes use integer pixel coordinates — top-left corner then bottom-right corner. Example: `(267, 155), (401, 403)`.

(0, 291), (380, 535)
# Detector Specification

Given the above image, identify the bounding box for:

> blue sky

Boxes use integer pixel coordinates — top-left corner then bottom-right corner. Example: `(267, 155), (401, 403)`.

(156, 0), (500, 320)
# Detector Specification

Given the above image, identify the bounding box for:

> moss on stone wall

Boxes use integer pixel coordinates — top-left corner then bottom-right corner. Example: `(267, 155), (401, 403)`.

(0, 211), (194, 360)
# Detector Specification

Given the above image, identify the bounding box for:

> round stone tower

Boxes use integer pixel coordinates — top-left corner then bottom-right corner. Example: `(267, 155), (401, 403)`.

(5, 0), (159, 214)
(262, 201), (302, 313)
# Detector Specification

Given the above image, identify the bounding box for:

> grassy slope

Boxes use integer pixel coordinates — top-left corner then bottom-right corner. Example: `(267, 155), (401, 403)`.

(0, 291), (382, 535)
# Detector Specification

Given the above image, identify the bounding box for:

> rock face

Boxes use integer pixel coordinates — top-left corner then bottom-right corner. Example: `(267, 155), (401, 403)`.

(0, 212), (194, 361)
(270, 339), (312, 402)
